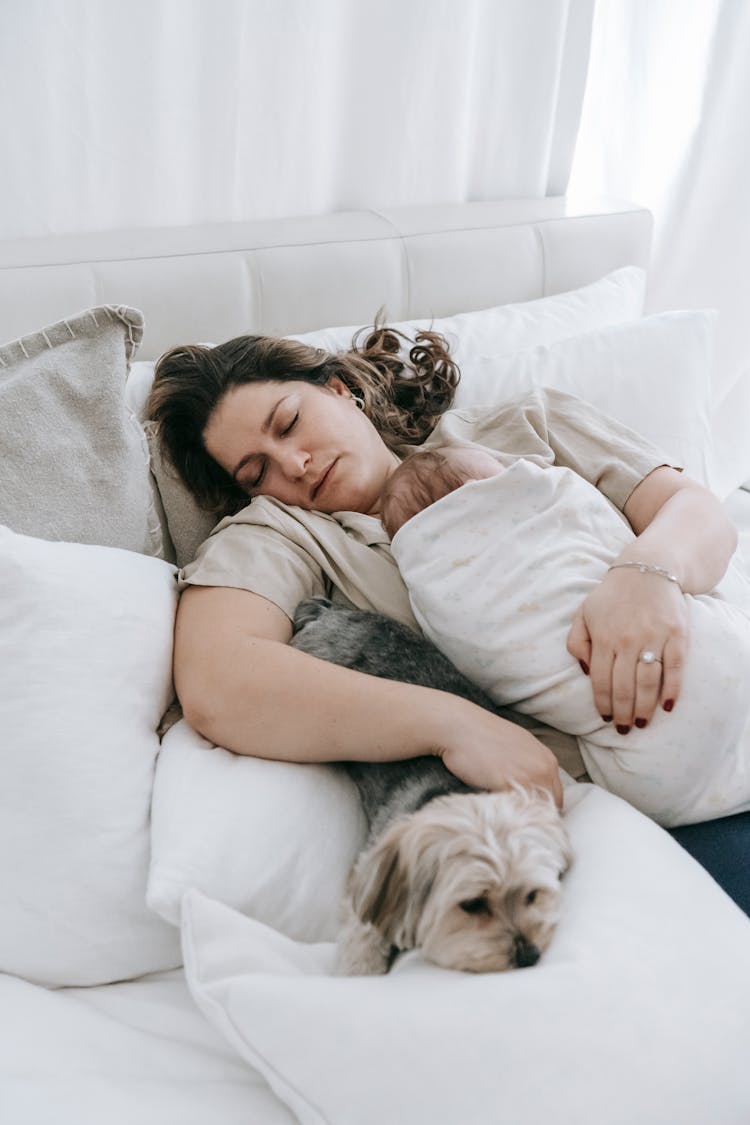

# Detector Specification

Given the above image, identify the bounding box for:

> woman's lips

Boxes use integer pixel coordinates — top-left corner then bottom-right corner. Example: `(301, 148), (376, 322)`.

(312, 459), (337, 502)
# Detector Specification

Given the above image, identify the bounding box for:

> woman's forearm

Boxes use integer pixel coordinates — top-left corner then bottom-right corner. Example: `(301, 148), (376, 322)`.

(568, 469), (738, 726)
(183, 628), (451, 763)
(619, 471), (737, 594)
(174, 584), (480, 762)
(173, 586), (563, 802)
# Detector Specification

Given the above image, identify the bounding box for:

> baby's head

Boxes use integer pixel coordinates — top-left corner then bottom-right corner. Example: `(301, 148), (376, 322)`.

(381, 445), (502, 538)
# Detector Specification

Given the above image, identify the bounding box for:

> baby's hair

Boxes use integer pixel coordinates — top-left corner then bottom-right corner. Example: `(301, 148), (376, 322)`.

(381, 449), (473, 539)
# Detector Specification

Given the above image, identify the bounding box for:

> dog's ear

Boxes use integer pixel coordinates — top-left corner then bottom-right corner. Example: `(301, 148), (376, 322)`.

(291, 596), (332, 634)
(536, 793), (574, 877)
(522, 790), (574, 877)
(348, 818), (437, 950)
(349, 820), (413, 944)
(532, 792), (575, 877)
(557, 823), (574, 877)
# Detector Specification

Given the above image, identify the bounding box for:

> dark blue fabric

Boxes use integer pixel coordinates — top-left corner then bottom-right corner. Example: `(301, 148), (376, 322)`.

(668, 812), (750, 917)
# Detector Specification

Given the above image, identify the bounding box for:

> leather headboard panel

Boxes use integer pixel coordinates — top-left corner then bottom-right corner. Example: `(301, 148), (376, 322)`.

(0, 197), (651, 358)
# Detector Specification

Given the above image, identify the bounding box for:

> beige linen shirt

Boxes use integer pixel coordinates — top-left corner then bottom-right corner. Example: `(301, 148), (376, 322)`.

(179, 387), (676, 628)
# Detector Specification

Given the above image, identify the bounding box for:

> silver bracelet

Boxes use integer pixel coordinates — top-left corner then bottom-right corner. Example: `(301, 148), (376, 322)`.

(607, 561), (683, 593)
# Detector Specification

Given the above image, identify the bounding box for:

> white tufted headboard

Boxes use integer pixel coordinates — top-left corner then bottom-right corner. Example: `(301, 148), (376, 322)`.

(0, 197), (651, 358)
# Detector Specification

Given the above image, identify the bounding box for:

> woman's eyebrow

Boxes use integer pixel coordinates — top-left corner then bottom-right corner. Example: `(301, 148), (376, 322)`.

(231, 395), (291, 481)
(261, 395), (291, 435)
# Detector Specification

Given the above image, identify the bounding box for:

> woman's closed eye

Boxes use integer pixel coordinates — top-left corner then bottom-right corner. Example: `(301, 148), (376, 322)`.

(243, 412), (299, 492)
(281, 412), (299, 436)
(247, 462), (266, 491)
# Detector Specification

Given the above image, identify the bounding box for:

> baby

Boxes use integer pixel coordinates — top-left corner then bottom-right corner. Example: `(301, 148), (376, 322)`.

(379, 445), (750, 828)
(380, 446), (504, 539)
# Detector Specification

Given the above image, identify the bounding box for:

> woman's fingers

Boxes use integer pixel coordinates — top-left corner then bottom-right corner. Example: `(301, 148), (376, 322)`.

(610, 619), (688, 731)
(438, 703), (564, 808)
(587, 646), (614, 723)
(631, 650), (664, 726)
(593, 634), (687, 732)
(566, 608), (592, 675)
(658, 632), (686, 714)
(573, 569), (689, 733)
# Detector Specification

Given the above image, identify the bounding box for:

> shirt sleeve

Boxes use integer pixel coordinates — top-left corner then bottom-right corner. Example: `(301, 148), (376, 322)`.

(528, 387), (682, 511)
(178, 511), (327, 621)
(428, 388), (681, 514)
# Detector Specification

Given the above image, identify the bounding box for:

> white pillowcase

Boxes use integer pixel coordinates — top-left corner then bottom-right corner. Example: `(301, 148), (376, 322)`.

(183, 783), (750, 1125)
(0, 525), (182, 986)
(452, 308), (718, 489)
(137, 266), (646, 566)
(148, 719), (367, 939)
(289, 264), (647, 358)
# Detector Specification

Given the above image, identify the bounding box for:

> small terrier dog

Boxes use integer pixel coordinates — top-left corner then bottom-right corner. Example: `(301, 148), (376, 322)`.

(291, 599), (572, 976)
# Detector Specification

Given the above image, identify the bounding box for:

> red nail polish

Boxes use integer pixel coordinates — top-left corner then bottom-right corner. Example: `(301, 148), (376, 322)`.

(663, 699), (674, 712)
(634, 718), (648, 728)
(616, 724), (631, 735)
(579, 660), (589, 675)
(601, 714), (612, 723)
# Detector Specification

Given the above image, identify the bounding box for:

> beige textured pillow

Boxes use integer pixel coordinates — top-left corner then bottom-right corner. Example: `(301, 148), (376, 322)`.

(126, 359), (218, 568)
(0, 305), (163, 556)
(144, 422), (219, 567)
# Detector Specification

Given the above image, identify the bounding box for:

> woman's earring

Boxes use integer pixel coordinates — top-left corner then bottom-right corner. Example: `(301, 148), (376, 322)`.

(352, 393), (365, 411)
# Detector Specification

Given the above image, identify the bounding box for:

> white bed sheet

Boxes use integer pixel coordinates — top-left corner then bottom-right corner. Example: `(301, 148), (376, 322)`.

(0, 968), (296, 1125)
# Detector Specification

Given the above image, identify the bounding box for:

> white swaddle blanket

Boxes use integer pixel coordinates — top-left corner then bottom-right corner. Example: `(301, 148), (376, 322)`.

(391, 459), (750, 827)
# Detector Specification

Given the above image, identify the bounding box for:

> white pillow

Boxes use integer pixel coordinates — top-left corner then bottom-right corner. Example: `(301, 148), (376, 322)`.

(140, 267), (646, 566)
(148, 719), (367, 939)
(712, 368), (750, 498)
(289, 265), (647, 358)
(0, 525), (182, 986)
(452, 309), (718, 490)
(148, 721), (587, 940)
(183, 783), (750, 1125)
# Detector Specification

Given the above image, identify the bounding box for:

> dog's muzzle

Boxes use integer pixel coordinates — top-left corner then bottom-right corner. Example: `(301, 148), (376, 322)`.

(513, 935), (540, 968)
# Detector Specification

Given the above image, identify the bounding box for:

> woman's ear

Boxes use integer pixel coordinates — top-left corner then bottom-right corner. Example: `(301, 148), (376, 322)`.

(325, 375), (350, 398)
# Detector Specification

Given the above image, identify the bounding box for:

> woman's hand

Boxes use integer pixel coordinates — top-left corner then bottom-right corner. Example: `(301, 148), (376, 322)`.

(567, 567), (689, 732)
(431, 696), (564, 807)
(564, 467), (737, 734)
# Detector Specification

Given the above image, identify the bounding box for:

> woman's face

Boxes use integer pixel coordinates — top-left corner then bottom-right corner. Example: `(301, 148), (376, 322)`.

(202, 377), (400, 515)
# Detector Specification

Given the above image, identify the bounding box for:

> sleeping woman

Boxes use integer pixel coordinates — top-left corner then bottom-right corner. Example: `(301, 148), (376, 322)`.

(146, 324), (747, 825)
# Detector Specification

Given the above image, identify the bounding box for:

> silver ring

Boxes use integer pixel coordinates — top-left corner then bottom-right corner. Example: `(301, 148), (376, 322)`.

(639, 650), (663, 665)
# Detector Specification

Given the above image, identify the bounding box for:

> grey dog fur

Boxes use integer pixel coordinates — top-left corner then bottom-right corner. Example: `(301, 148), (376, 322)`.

(290, 597), (535, 842)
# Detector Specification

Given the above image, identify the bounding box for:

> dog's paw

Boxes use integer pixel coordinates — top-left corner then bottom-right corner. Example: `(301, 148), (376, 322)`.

(335, 906), (395, 976)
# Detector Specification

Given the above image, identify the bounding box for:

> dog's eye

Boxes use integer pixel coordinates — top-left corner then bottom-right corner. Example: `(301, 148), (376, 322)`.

(525, 890), (538, 906)
(459, 896), (491, 916)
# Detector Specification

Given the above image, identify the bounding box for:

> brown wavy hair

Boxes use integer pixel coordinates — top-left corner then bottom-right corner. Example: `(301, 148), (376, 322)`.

(146, 321), (460, 514)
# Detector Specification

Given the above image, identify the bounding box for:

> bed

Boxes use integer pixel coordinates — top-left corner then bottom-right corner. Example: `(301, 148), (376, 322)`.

(3, 197), (750, 1125)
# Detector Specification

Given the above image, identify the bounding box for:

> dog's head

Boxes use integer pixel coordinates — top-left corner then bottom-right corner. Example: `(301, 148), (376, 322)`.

(348, 787), (572, 973)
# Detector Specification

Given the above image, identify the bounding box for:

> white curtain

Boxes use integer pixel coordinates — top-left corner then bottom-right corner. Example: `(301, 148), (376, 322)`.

(569, 0), (750, 491)
(0, 0), (592, 241)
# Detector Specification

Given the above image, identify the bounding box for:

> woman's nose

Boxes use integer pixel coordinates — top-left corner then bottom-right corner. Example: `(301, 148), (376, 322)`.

(279, 447), (311, 479)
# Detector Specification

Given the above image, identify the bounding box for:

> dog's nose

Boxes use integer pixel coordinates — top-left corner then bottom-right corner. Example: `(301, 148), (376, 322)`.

(513, 935), (540, 968)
